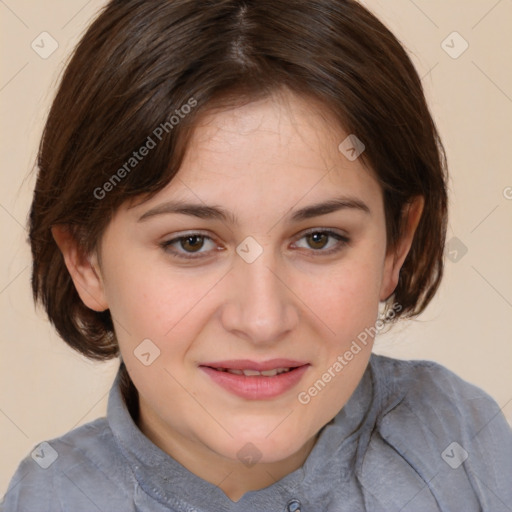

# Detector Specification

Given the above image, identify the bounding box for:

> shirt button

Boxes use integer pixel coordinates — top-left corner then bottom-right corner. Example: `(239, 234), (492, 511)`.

(286, 498), (302, 512)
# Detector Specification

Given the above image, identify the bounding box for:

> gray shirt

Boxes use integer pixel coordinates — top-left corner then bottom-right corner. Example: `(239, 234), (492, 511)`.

(2, 354), (511, 511)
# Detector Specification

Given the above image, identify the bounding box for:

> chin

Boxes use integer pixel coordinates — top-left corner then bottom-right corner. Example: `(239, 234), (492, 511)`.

(217, 432), (311, 466)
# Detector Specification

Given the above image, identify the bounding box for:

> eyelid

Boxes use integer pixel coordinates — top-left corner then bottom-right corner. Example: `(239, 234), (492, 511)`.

(293, 226), (348, 240)
(160, 230), (217, 253)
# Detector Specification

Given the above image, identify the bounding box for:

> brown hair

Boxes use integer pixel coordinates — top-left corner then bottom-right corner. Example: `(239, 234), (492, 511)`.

(29, 0), (448, 362)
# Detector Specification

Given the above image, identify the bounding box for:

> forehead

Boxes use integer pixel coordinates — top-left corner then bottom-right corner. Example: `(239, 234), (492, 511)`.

(127, 92), (384, 222)
(184, 92), (350, 177)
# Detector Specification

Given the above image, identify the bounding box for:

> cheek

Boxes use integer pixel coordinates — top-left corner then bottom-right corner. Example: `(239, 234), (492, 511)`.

(305, 252), (384, 333)
(103, 263), (208, 397)
(101, 245), (208, 336)
(295, 257), (383, 428)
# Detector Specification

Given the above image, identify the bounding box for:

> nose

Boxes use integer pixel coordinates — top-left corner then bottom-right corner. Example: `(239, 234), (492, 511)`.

(220, 246), (299, 346)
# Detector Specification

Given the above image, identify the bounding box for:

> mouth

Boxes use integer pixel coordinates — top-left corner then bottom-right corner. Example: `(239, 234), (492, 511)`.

(199, 359), (310, 400)
(211, 367), (296, 377)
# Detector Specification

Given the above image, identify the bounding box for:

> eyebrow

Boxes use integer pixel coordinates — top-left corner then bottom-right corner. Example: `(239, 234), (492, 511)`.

(137, 196), (370, 224)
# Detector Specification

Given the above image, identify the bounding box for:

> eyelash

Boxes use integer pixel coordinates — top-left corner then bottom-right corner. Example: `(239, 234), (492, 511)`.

(160, 228), (350, 260)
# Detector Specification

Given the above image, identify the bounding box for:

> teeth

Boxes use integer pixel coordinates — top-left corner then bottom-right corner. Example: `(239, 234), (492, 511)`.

(242, 369), (261, 376)
(217, 367), (292, 376)
(225, 369), (243, 375)
(260, 369), (279, 377)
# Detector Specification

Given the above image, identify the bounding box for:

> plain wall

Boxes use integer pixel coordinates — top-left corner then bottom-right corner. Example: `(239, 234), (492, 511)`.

(1, 0), (511, 495)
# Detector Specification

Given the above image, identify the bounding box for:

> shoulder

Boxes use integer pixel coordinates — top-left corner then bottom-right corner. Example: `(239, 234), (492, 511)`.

(370, 353), (496, 408)
(369, 353), (511, 429)
(364, 354), (512, 508)
(1, 417), (132, 512)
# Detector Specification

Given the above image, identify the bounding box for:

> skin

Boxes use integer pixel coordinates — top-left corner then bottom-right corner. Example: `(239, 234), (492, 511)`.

(53, 89), (423, 502)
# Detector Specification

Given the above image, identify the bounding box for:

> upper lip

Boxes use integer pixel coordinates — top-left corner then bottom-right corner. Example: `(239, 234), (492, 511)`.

(200, 359), (309, 371)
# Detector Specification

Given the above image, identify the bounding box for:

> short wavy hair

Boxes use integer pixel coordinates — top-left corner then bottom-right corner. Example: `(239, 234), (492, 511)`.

(29, 0), (448, 362)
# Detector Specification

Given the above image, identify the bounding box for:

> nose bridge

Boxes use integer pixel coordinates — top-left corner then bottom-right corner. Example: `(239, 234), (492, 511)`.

(222, 243), (298, 343)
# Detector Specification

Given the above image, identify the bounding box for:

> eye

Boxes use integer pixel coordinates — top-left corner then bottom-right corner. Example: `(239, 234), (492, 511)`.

(293, 229), (349, 255)
(160, 233), (218, 259)
(160, 228), (350, 261)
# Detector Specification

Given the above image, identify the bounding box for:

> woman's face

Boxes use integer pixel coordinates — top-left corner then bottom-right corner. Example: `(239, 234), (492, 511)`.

(78, 91), (410, 472)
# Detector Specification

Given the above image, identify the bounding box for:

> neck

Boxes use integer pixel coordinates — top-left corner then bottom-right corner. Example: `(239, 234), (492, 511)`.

(215, 435), (318, 502)
(136, 399), (319, 502)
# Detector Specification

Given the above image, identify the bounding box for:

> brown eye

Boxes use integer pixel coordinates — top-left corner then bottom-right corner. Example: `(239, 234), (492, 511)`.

(161, 233), (217, 260)
(180, 235), (205, 253)
(306, 232), (329, 250)
(293, 229), (350, 256)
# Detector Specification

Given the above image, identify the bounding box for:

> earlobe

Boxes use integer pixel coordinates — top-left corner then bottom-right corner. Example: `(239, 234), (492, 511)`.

(51, 225), (109, 312)
(379, 196), (424, 301)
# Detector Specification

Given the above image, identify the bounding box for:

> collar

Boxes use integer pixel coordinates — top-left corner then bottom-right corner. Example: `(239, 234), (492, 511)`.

(107, 356), (380, 511)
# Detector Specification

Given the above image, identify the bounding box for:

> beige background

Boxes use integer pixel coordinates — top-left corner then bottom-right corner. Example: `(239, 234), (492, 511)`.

(1, 0), (511, 496)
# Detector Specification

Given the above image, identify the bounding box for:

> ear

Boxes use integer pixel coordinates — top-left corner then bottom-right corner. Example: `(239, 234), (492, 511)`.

(51, 225), (109, 312)
(379, 196), (424, 301)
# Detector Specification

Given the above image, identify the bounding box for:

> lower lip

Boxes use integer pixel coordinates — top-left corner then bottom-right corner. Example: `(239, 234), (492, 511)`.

(200, 365), (310, 400)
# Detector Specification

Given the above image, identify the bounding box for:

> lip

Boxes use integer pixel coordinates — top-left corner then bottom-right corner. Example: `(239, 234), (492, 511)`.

(199, 359), (310, 400)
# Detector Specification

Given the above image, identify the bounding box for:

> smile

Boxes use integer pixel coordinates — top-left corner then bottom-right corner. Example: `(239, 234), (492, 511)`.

(199, 359), (310, 400)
